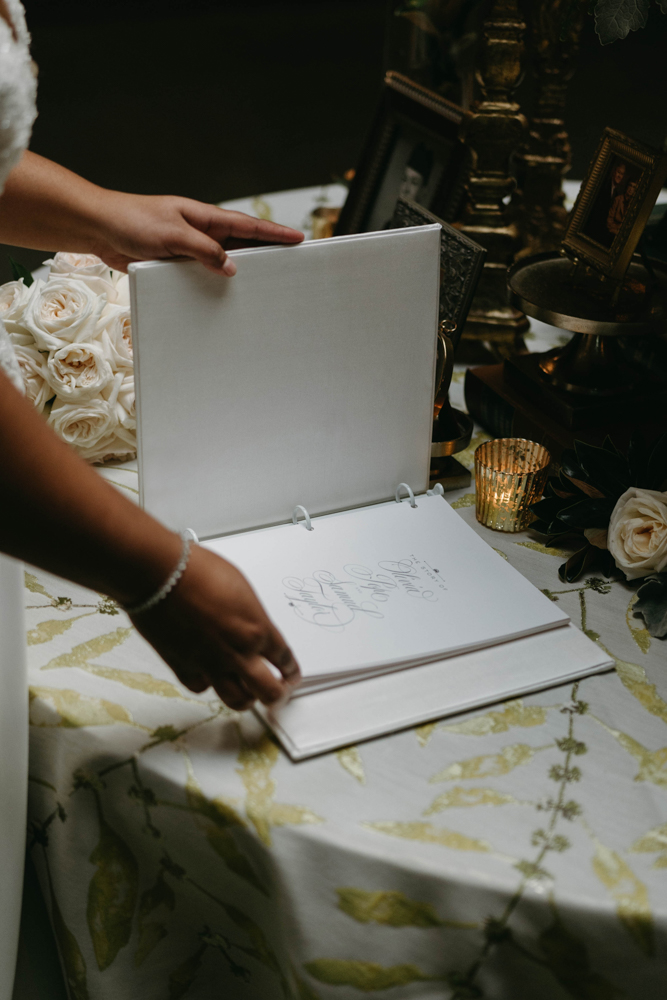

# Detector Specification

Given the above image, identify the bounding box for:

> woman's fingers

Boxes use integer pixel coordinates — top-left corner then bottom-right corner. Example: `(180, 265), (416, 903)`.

(183, 203), (304, 248)
(262, 623), (301, 685)
(212, 675), (254, 711)
(165, 225), (236, 275)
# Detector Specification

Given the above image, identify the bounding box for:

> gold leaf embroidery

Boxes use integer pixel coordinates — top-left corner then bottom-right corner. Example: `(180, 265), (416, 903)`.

(424, 786), (518, 814)
(29, 687), (135, 728)
(336, 887), (476, 929)
(41, 628), (133, 671)
(439, 699), (548, 737)
(492, 547), (509, 561)
(591, 839), (654, 956)
(591, 717), (667, 788)
(337, 746), (365, 784)
(514, 541), (566, 557)
(455, 432), (489, 472)
(611, 654), (667, 724)
(27, 613), (95, 646)
(82, 665), (191, 700)
(251, 195), (273, 221)
(87, 820), (139, 971)
(429, 742), (545, 782)
(630, 822), (667, 868)
(450, 493), (475, 510)
(24, 571), (54, 600)
(626, 594), (651, 654)
(303, 959), (435, 990)
(415, 722), (438, 747)
(365, 820), (491, 852)
(237, 732), (323, 846)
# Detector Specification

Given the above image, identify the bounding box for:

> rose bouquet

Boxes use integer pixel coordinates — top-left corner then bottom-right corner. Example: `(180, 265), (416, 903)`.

(529, 435), (667, 638)
(0, 253), (136, 464)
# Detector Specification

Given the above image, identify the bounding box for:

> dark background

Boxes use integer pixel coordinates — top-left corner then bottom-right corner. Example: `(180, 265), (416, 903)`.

(1, 0), (666, 283)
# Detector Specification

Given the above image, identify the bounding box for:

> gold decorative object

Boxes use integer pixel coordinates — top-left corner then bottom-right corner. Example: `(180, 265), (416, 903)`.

(475, 438), (550, 532)
(311, 207), (341, 240)
(514, 0), (583, 258)
(455, 0), (529, 362)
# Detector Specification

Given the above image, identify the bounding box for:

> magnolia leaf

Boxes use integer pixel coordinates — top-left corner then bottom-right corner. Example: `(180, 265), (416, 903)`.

(8, 255), (34, 286)
(558, 544), (598, 583)
(49, 887), (90, 1000)
(647, 430), (667, 490)
(539, 909), (621, 998)
(304, 959), (434, 991)
(168, 944), (206, 1000)
(594, 0), (651, 44)
(635, 574), (667, 638)
(336, 888), (444, 928)
(556, 497), (616, 529)
(87, 820), (139, 970)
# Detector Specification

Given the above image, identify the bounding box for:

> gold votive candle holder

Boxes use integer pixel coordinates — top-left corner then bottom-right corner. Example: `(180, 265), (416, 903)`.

(474, 438), (551, 532)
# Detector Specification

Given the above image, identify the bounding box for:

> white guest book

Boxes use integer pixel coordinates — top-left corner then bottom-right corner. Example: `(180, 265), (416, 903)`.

(129, 228), (613, 759)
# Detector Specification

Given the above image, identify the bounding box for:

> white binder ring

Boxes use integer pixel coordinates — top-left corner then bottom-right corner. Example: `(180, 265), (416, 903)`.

(426, 483), (445, 497)
(395, 483), (417, 508)
(292, 505), (313, 531)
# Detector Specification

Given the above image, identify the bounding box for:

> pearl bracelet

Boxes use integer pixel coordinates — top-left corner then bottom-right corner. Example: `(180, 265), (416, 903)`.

(121, 528), (198, 617)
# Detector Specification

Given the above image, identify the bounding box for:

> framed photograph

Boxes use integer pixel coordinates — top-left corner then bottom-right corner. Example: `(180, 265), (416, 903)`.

(562, 127), (667, 279)
(335, 71), (469, 237)
(390, 197), (485, 351)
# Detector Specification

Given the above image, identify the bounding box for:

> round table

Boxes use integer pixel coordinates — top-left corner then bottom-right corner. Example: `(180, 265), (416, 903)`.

(25, 185), (667, 1000)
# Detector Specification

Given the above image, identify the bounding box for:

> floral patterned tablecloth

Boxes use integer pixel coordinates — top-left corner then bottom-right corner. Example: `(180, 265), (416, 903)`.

(26, 186), (667, 1000)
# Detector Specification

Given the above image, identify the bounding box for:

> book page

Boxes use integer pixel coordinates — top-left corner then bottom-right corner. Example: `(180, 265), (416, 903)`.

(205, 495), (568, 684)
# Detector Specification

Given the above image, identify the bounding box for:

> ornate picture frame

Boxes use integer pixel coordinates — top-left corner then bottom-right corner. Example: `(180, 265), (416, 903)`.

(389, 198), (485, 352)
(562, 127), (667, 279)
(335, 71), (470, 237)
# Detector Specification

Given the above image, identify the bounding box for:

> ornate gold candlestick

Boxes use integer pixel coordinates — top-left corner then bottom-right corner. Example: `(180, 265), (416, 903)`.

(456, 0), (529, 362)
(514, 0), (583, 257)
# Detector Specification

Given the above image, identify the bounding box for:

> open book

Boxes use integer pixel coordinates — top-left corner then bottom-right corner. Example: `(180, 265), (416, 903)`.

(205, 492), (569, 696)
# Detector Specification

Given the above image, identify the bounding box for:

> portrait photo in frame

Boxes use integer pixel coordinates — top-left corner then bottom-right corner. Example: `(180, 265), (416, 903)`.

(562, 127), (667, 279)
(335, 72), (469, 237)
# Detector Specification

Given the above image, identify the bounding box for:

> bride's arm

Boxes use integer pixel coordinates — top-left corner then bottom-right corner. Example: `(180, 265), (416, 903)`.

(0, 369), (300, 708)
(0, 151), (304, 276)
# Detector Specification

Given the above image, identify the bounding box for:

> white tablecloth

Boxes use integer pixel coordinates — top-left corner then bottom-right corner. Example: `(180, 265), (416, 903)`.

(25, 185), (667, 1000)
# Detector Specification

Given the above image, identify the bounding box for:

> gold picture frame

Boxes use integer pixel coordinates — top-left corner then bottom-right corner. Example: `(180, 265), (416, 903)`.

(562, 127), (667, 279)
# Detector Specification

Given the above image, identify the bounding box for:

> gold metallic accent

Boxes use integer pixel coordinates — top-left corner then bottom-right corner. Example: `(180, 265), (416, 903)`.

(474, 438), (550, 533)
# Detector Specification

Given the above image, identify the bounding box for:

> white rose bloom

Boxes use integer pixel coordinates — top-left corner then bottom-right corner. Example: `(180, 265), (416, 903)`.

(45, 341), (114, 402)
(608, 487), (667, 580)
(13, 344), (53, 412)
(91, 425), (137, 465)
(44, 252), (117, 301)
(23, 278), (106, 351)
(0, 278), (31, 334)
(115, 373), (136, 430)
(110, 271), (130, 307)
(48, 396), (118, 463)
(97, 302), (133, 370)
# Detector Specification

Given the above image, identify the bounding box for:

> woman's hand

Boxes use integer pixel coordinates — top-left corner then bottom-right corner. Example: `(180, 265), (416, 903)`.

(130, 545), (300, 710)
(91, 192), (305, 276)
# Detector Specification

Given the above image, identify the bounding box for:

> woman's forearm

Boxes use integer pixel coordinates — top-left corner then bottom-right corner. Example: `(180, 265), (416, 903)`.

(0, 151), (110, 253)
(0, 369), (180, 606)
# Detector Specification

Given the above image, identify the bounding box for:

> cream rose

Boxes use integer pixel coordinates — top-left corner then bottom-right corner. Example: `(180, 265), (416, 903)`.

(13, 344), (53, 411)
(45, 252), (117, 301)
(111, 271), (130, 307)
(45, 341), (113, 402)
(97, 303), (133, 370)
(23, 277), (106, 351)
(0, 278), (31, 334)
(608, 487), (667, 580)
(48, 397), (118, 463)
(89, 426), (137, 465)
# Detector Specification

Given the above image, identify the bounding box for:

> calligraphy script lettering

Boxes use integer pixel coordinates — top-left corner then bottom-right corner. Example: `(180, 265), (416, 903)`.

(283, 558), (440, 631)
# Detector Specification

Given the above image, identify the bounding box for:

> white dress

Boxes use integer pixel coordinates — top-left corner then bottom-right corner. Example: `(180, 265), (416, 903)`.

(0, 2), (38, 996)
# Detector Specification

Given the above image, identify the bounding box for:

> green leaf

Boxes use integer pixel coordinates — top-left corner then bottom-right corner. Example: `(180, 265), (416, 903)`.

(573, 441), (630, 498)
(303, 959), (435, 991)
(647, 431), (667, 491)
(556, 498), (615, 530)
(49, 887), (90, 1000)
(635, 574), (667, 638)
(168, 944), (207, 1000)
(594, 0), (651, 44)
(8, 254), (34, 286)
(87, 820), (139, 970)
(558, 544), (598, 582)
(539, 909), (621, 997)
